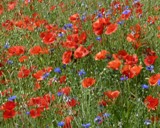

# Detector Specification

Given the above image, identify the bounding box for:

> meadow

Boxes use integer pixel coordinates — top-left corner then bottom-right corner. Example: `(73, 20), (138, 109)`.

(0, 0), (160, 127)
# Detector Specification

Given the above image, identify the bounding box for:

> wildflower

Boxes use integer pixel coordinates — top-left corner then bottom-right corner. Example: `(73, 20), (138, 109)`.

(82, 77), (96, 88)
(105, 23), (118, 35)
(103, 113), (110, 118)
(146, 65), (154, 72)
(96, 36), (101, 41)
(157, 79), (160, 86)
(122, 9), (131, 15)
(42, 73), (50, 80)
(144, 120), (151, 125)
(54, 67), (61, 74)
(82, 123), (91, 128)
(120, 76), (128, 81)
(8, 96), (16, 101)
(4, 41), (10, 49)
(142, 84), (149, 89)
(57, 121), (65, 127)
(7, 60), (13, 64)
(78, 69), (86, 77)
(94, 116), (103, 124)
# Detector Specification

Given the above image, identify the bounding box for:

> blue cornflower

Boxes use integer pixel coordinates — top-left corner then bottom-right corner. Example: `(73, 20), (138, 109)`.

(78, 69), (86, 77)
(118, 20), (124, 25)
(58, 32), (64, 37)
(142, 84), (149, 89)
(66, 23), (73, 29)
(82, 123), (91, 128)
(157, 79), (160, 86)
(97, 13), (103, 18)
(120, 76), (128, 81)
(42, 73), (50, 79)
(81, 15), (86, 21)
(96, 36), (101, 41)
(103, 113), (110, 118)
(26, 112), (30, 115)
(57, 92), (63, 96)
(146, 65), (154, 72)
(122, 9), (131, 15)
(54, 67), (61, 74)
(8, 96), (16, 101)
(144, 120), (151, 125)
(7, 60), (13, 64)
(94, 116), (103, 124)
(4, 41), (10, 49)
(58, 121), (65, 127)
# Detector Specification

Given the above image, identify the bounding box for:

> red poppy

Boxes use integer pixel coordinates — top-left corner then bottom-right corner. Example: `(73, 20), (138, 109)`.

(113, 50), (128, 60)
(3, 110), (16, 119)
(107, 59), (121, 70)
(59, 75), (67, 84)
(95, 50), (109, 60)
(130, 65), (142, 76)
(67, 98), (78, 107)
(62, 51), (72, 64)
(92, 18), (105, 35)
(1, 101), (16, 111)
(63, 116), (73, 128)
(144, 95), (159, 111)
(18, 66), (30, 78)
(43, 93), (55, 103)
(121, 65), (134, 79)
(8, 46), (25, 56)
(32, 70), (44, 80)
(124, 54), (138, 65)
(62, 41), (78, 49)
(7, 1), (17, 11)
(82, 77), (96, 88)
(105, 23), (118, 35)
(74, 46), (89, 59)
(0, 4), (4, 15)
(30, 108), (42, 118)
(60, 87), (71, 96)
(2, 20), (14, 31)
(148, 74), (160, 86)
(69, 13), (80, 23)
(126, 34), (136, 42)
(19, 55), (28, 62)
(34, 82), (41, 91)
(30, 46), (42, 55)
(144, 55), (158, 66)
(104, 90), (120, 99)
(40, 32), (56, 45)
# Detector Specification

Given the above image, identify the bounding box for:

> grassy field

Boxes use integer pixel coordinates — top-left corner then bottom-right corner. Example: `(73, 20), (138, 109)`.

(0, 0), (160, 127)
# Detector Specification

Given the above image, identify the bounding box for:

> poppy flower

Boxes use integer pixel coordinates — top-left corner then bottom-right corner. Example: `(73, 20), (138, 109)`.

(7, 1), (17, 11)
(69, 13), (80, 23)
(8, 46), (25, 56)
(40, 32), (56, 45)
(82, 77), (96, 88)
(32, 70), (44, 80)
(95, 50), (109, 60)
(60, 86), (71, 96)
(124, 54), (138, 65)
(19, 55), (28, 62)
(105, 23), (118, 35)
(3, 110), (16, 119)
(144, 55), (158, 66)
(144, 95), (159, 111)
(62, 41), (78, 49)
(59, 75), (67, 84)
(104, 90), (120, 99)
(1, 101), (16, 111)
(34, 82), (41, 91)
(30, 108), (42, 118)
(113, 50), (128, 60)
(62, 51), (72, 64)
(130, 65), (142, 76)
(74, 46), (89, 59)
(67, 98), (78, 107)
(30, 46), (42, 55)
(121, 65), (134, 79)
(0, 4), (4, 15)
(63, 116), (73, 128)
(148, 74), (160, 86)
(18, 66), (30, 78)
(107, 59), (121, 70)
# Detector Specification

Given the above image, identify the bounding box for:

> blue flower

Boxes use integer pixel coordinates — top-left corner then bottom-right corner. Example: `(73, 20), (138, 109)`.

(103, 113), (110, 118)
(57, 92), (63, 96)
(157, 79), (160, 86)
(144, 120), (151, 125)
(54, 67), (61, 74)
(96, 36), (101, 41)
(78, 69), (86, 77)
(7, 60), (13, 64)
(122, 9), (131, 15)
(94, 116), (102, 124)
(8, 96), (16, 101)
(57, 121), (65, 127)
(146, 65), (154, 72)
(26, 112), (30, 115)
(82, 123), (91, 128)
(42, 73), (50, 80)
(4, 41), (10, 49)
(142, 84), (149, 89)
(120, 76), (128, 81)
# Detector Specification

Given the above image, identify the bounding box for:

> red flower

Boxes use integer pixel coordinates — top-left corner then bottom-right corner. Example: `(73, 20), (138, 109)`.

(124, 54), (138, 65)
(148, 74), (160, 86)
(107, 59), (121, 70)
(8, 46), (25, 56)
(59, 75), (67, 84)
(144, 95), (159, 111)
(0, 4), (4, 15)
(19, 55), (28, 62)
(67, 98), (78, 107)
(63, 116), (73, 128)
(104, 90), (120, 99)
(62, 51), (72, 64)
(1, 101), (16, 111)
(30, 46), (42, 55)
(144, 55), (158, 66)
(18, 66), (30, 78)
(82, 77), (96, 88)
(95, 50), (109, 60)
(30, 108), (42, 118)
(40, 32), (56, 45)
(74, 46), (89, 59)
(7, 1), (17, 11)
(60, 87), (71, 96)
(69, 13), (80, 23)
(3, 110), (16, 119)
(105, 23), (118, 35)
